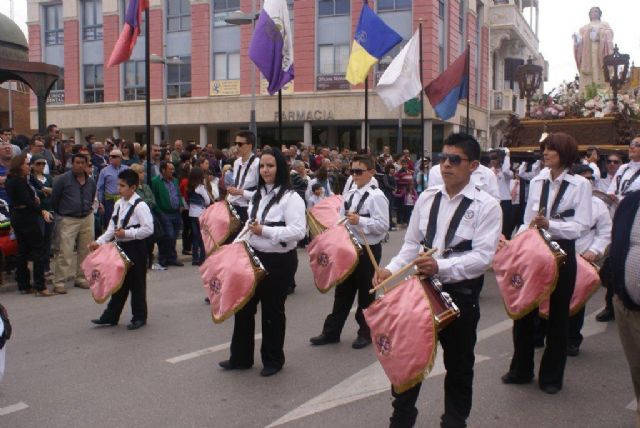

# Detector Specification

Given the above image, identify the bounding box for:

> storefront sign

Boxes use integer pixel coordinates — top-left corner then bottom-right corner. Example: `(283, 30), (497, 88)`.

(260, 79), (294, 95)
(47, 90), (65, 105)
(274, 110), (335, 121)
(316, 74), (350, 91)
(213, 12), (232, 27)
(460, 117), (476, 130)
(210, 80), (240, 96)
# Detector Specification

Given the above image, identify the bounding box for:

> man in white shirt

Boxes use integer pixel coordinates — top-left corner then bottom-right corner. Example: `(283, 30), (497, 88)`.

(596, 153), (622, 193)
(374, 133), (501, 428)
(608, 137), (640, 201)
(428, 159), (500, 200)
(490, 148), (514, 237)
(227, 131), (260, 227)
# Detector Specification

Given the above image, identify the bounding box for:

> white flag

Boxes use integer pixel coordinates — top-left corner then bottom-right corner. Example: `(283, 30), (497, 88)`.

(375, 30), (422, 110)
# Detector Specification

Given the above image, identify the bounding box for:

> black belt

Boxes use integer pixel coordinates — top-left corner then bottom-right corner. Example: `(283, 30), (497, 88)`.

(442, 277), (483, 296)
(62, 213), (91, 218)
(441, 240), (472, 259)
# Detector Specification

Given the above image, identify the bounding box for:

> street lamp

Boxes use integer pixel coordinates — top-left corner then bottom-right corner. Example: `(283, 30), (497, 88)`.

(603, 44), (630, 111)
(225, 9), (260, 135)
(516, 56), (544, 118)
(150, 53), (183, 143)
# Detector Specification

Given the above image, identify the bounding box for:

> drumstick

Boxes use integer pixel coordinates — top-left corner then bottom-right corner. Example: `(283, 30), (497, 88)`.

(355, 226), (379, 271)
(370, 248), (438, 294)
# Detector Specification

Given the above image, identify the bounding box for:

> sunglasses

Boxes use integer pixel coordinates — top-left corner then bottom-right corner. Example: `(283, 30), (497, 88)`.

(350, 168), (367, 176)
(236, 141), (249, 147)
(631, 142), (640, 148)
(439, 153), (470, 166)
(606, 159), (621, 164)
(34, 161), (47, 165)
(110, 155), (121, 158)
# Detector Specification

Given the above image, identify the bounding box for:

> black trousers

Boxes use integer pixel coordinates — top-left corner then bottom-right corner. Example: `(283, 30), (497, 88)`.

(321, 243), (382, 340)
(229, 249), (297, 369)
(100, 239), (148, 323)
(500, 200), (513, 238)
(389, 281), (481, 428)
(13, 215), (47, 291)
(600, 257), (613, 310)
(508, 239), (577, 389)
(568, 307), (585, 348)
(181, 209), (192, 252)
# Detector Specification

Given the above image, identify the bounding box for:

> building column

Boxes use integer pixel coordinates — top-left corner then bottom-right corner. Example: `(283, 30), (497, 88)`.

(154, 126), (162, 145)
(112, 127), (121, 139)
(74, 128), (82, 144)
(199, 125), (208, 147)
(327, 126), (338, 149)
(303, 121), (312, 147)
(423, 119), (433, 157)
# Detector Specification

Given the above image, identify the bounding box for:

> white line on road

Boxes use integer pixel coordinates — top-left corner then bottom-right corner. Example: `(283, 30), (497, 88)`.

(166, 334), (262, 364)
(627, 399), (637, 411)
(0, 402), (29, 416)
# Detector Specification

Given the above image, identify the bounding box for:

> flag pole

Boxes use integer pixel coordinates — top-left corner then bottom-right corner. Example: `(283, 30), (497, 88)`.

(419, 19), (424, 157)
(145, 7), (151, 186)
(278, 90), (283, 146)
(465, 40), (471, 134)
(364, 77), (369, 152)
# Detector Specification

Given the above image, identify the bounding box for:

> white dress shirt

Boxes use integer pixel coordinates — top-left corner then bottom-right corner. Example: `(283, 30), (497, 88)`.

(228, 154), (259, 207)
(386, 182), (502, 284)
(96, 193), (154, 244)
(188, 184), (211, 218)
(342, 178), (389, 245)
(428, 164), (500, 200)
(493, 155), (513, 201)
(342, 175), (379, 197)
(607, 161), (640, 199)
(519, 169), (592, 241)
(518, 160), (542, 181)
(596, 175), (613, 193)
(237, 185), (306, 253)
(575, 196), (611, 256)
(306, 177), (334, 202)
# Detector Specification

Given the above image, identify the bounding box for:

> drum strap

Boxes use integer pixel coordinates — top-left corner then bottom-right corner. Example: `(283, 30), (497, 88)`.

(250, 187), (283, 224)
(112, 199), (143, 230)
(423, 192), (473, 251)
(344, 191), (370, 214)
(540, 179), (573, 219)
(618, 167), (640, 195)
(234, 155), (257, 188)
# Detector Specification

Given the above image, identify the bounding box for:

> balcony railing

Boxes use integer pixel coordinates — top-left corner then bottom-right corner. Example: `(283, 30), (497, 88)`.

(489, 1), (538, 53)
(492, 89), (525, 116)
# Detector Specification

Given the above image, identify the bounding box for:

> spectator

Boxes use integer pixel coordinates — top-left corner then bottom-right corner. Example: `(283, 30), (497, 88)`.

(171, 140), (184, 167)
(91, 142), (108, 172)
(145, 144), (161, 179)
(187, 167), (211, 265)
(0, 128), (21, 157)
(6, 153), (54, 296)
(196, 157), (219, 202)
(151, 161), (184, 268)
(26, 136), (50, 175)
(307, 182), (326, 209)
(51, 154), (97, 293)
(403, 181), (418, 223)
(97, 149), (129, 230)
(306, 166), (333, 201)
(29, 154), (54, 275)
(401, 149), (415, 171)
(220, 164), (233, 199)
(381, 163), (397, 231)
(0, 139), (13, 204)
(290, 160), (309, 205)
(130, 163), (160, 270)
(178, 162), (192, 256)
(414, 157), (430, 193)
(121, 141), (139, 166)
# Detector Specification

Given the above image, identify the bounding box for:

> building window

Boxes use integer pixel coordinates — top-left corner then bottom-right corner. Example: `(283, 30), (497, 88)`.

(167, 0), (191, 32)
(44, 4), (64, 46)
(167, 56), (191, 98)
(213, 52), (240, 80)
(82, 0), (103, 41)
(47, 68), (65, 104)
(124, 60), (146, 101)
(84, 64), (104, 103)
(318, 0), (350, 17)
(318, 44), (350, 75)
(213, 0), (241, 12)
(377, 0), (412, 12)
(438, 0), (446, 72)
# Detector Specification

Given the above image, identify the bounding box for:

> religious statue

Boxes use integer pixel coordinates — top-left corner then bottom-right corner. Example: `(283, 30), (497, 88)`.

(573, 7), (614, 91)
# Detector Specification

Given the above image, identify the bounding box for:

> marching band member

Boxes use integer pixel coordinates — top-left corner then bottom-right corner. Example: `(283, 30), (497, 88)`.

(226, 131), (260, 227)
(219, 148), (306, 377)
(310, 154), (389, 349)
(374, 133), (501, 428)
(489, 148), (514, 237)
(90, 169), (154, 330)
(566, 164), (611, 356)
(427, 157), (500, 200)
(608, 136), (640, 202)
(503, 133), (591, 394)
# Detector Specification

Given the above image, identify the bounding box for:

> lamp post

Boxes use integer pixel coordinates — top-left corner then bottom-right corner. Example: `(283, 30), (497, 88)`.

(603, 44), (630, 111)
(225, 8), (259, 135)
(516, 56), (543, 118)
(150, 54), (183, 144)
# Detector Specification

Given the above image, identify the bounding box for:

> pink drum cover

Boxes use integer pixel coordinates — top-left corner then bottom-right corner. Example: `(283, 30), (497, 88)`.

(199, 242), (263, 324)
(81, 243), (129, 304)
(364, 276), (437, 394)
(308, 195), (343, 229)
(493, 228), (559, 320)
(307, 225), (359, 293)
(539, 256), (601, 318)
(200, 201), (237, 255)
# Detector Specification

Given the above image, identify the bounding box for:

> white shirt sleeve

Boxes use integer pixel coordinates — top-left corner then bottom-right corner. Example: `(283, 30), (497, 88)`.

(587, 200), (612, 256)
(546, 179), (592, 240)
(357, 192), (390, 236)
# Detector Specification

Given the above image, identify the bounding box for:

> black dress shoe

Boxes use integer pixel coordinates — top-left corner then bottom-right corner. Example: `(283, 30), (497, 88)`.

(182, 250), (192, 255)
(540, 384), (561, 394)
(567, 344), (580, 357)
(501, 372), (533, 384)
(91, 318), (117, 326)
(168, 261), (184, 267)
(309, 334), (340, 346)
(218, 360), (252, 370)
(352, 336), (372, 349)
(260, 366), (282, 377)
(595, 307), (615, 322)
(126, 320), (146, 330)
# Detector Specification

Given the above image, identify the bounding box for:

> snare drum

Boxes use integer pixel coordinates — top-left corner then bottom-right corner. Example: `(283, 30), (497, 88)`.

(199, 241), (266, 324)
(81, 242), (133, 304)
(306, 195), (343, 238)
(307, 224), (361, 293)
(200, 201), (242, 255)
(419, 275), (460, 331)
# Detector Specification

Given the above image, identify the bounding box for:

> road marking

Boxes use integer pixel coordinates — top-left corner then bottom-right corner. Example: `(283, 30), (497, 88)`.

(166, 334), (262, 364)
(0, 402), (28, 416)
(627, 399), (637, 411)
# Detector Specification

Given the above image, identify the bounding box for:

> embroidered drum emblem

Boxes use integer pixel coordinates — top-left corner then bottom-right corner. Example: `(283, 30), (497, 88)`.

(510, 274), (524, 289)
(375, 334), (392, 356)
(90, 269), (101, 285)
(464, 209), (474, 220)
(209, 278), (222, 295)
(318, 252), (330, 267)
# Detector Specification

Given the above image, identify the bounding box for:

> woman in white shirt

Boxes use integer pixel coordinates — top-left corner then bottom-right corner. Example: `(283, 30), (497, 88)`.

(187, 167), (211, 266)
(502, 133), (592, 395)
(219, 148), (306, 377)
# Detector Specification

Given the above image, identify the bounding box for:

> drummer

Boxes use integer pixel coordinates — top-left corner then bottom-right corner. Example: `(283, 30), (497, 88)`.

(310, 154), (389, 349)
(89, 169), (154, 330)
(502, 133), (592, 394)
(374, 133), (501, 428)
(226, 130), (260, 228)
(219, 148), (306, 377)
(607, 136), (640, 201)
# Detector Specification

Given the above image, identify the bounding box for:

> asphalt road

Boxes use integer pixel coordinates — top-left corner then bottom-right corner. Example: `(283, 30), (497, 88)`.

(0, 231), (634, 428)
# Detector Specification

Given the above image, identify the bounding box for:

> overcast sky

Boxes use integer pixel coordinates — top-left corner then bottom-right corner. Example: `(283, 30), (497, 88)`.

(2, 0), (639, 91)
